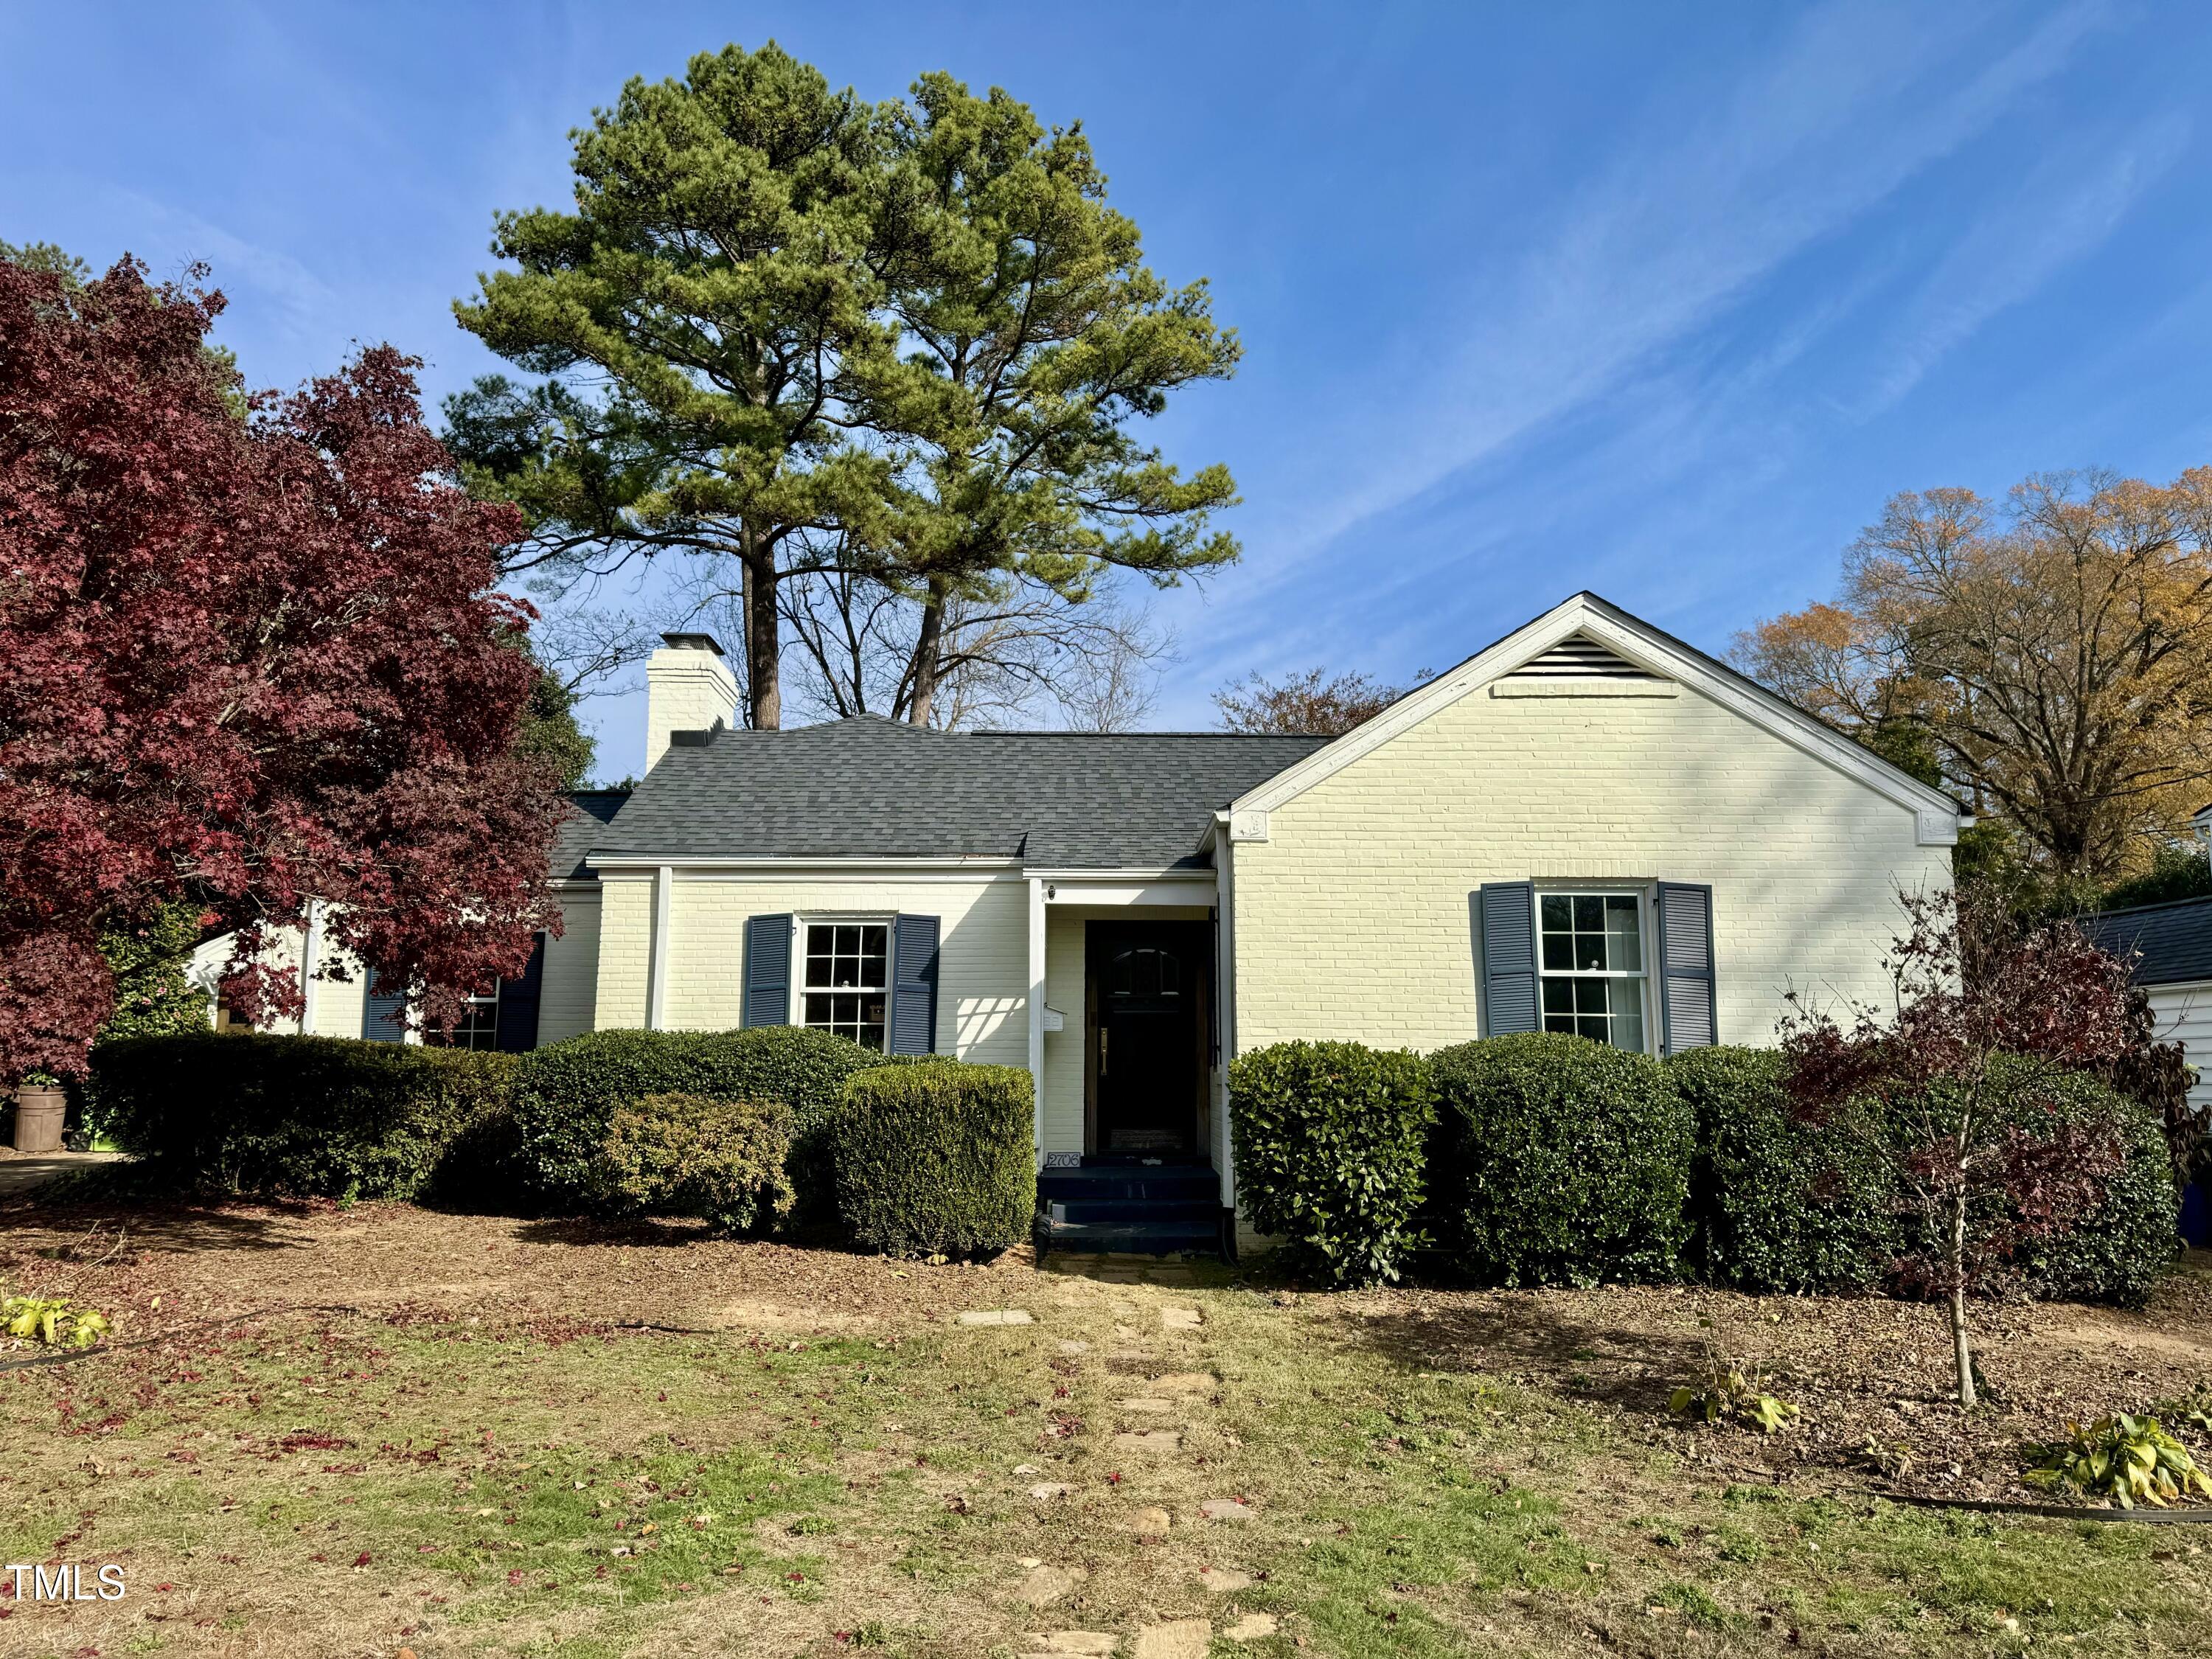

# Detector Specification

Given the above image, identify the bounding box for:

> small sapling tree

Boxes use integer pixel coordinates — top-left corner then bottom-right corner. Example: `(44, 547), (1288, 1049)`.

(1781, 887), (2140, 1407)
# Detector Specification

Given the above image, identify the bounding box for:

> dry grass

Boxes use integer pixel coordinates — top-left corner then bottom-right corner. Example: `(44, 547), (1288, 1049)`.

(1, 1197), (2209, 1658)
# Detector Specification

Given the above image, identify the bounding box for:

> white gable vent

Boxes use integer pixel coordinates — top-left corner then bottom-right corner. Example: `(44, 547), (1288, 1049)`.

(1508, 634), (1661, 679)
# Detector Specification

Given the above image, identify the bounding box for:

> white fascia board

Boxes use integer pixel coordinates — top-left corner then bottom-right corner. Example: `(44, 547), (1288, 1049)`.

(588, 854), (1023, 880)
(1227, 591), (1965, 845)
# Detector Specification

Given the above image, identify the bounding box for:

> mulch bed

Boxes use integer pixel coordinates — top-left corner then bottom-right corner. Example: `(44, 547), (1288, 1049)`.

(1318, 1259), (2212, 1507)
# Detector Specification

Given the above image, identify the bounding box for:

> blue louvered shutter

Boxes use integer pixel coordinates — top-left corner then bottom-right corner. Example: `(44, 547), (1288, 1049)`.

(742, 914), (793, 1028)
(362, 967), (407, 1043)
(1656, 882), (1717, 1055)
(888, 914), (941, 1056)
(1475, 882), (1539, 1035)
(494, 933), (546, 1053)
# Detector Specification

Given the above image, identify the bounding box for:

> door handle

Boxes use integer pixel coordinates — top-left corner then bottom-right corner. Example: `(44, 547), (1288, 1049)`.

(1099, 1029), (1108, 1077)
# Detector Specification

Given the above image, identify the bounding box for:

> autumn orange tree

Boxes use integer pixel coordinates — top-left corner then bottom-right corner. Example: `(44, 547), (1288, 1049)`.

(1735, 471), (2212, 886)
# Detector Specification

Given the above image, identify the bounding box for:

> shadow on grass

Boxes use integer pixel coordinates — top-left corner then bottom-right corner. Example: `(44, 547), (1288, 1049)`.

(1333, 1291), (1714, 1411)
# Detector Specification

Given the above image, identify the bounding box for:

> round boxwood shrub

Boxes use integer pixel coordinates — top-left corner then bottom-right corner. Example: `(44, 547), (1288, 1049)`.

(1430, 1033), (1691, 1287)
(92, 1031), (517, 1203)
(832, 1060), (1034, 1258)
(1228, 1040), (1434, 1287)
(510, 1026), (886, 1220)
(1672, 1045), (1899, 1293)
(581, 1092), (795, 1234)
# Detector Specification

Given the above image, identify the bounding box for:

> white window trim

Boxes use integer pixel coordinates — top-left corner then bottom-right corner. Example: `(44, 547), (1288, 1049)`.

(1532, 883), (1657, 1057)
(790, 913), (897, 1051)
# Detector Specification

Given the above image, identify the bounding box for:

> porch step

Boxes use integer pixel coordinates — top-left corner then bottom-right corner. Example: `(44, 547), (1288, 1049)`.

(1041, 1217), (1223, 1256)
(1036, 1161), (1225, 1259)
(1037, 1164), (1218, 1204)
(1046, 1197), (1220, 1227)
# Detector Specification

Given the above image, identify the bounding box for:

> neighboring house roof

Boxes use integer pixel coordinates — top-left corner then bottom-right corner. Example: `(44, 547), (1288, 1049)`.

(1225, 591), (1967, 847)
(585, 717), (1329, 871)
(2082, 897), (2212, 988)
(550, 788), (633, 880)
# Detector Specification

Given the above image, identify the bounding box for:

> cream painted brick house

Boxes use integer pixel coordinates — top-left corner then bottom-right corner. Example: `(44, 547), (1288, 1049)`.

(232, 594), (1966, 1251)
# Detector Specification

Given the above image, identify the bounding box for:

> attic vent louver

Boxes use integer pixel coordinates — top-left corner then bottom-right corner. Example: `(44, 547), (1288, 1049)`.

(1508, 635), (1660, 679)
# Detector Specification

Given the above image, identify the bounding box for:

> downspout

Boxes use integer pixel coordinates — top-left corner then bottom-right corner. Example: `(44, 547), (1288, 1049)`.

(299, 900), (324, 1036)
(1026, 876), (1047, 1170)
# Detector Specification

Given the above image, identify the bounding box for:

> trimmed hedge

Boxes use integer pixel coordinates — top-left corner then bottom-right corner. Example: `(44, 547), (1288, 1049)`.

(1430, 1034), (1692, 1287)
(92, 1032), (518, 1202)
(510, 1026), (889, 1220)
(1672, 1046), (1899, 1294)
(832, 1060), (1034, 1258)
(582, 1092), (795, 1234)
(1980, 1062), (2180, 1309)
(1228, 1040), (1434, 1287)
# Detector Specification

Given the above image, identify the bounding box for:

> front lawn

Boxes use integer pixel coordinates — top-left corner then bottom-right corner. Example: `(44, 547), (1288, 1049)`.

(2, 1198), (2208, 1657)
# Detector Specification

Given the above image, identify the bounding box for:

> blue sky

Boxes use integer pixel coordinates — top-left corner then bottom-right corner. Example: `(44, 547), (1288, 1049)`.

(6, 1), (2210, 778)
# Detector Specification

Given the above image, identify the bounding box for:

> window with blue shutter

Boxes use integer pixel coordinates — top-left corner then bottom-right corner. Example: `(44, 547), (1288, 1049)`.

(1655, 881), (1717, 1055)
(362, 967), (407, 1043)
(1475, 881), (1540, 1035)
(494, 933), (546, 1052)
(888, 914), (941, 1056)
(742, 914), (793, 1028)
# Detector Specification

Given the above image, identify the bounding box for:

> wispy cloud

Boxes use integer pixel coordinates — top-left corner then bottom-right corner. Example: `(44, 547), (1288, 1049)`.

(1246, 0), (2110, 577)
(102, 189), (335, 343)
(1847, 111), (2188, 415)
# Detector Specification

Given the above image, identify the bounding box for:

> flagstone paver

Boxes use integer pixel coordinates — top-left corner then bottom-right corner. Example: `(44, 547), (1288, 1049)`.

(1224, 1613), (1278, 1641)
(958, 1309), (1034, 1326)
(1133, 1618), (1211, 1659)
(1199, 1498), (1254, 1521)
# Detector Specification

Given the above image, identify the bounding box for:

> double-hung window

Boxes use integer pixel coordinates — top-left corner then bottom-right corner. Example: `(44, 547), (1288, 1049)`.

(800, 921), (890, 1051)
(1537, 891), (1649, 1053)
(431, 987), (500, 1051)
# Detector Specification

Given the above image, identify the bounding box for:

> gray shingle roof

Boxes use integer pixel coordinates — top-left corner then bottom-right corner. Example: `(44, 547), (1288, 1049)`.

(2081, 897), (2212, 987)
(549, 789), (633, 880)
(582, 717), (1329, 870)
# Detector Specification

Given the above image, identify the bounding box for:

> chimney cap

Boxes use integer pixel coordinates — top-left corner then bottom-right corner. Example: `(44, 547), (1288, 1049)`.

(658, 631), (726, 656)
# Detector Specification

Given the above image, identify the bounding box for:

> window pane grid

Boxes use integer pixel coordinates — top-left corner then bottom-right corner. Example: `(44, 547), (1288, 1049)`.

(431, 990), (499, 1051)
(1536, 891), (1646, 1054)
(802, 922), (888, 1051)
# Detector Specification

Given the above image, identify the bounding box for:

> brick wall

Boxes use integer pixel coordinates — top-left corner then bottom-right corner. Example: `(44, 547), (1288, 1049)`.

(1232, 680), (1952, 1053)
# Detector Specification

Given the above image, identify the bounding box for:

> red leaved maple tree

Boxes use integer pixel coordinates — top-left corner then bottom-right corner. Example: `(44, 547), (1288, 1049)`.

(0, 256), (569, 1078)
(1781, 887), (2140, 1408)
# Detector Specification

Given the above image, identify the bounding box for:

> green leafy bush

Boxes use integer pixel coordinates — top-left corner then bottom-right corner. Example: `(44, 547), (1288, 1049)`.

(1228, 1040), (1434, 1286)
(1994, 1063), (2179, 1309)
(832, 1060), (1034, 1258)
(582, 1092), (794, 1234)
(1430, 1033), (1691, 1287)
(511, 1026), (889, 1220)
(2027, 1413), (2212, 1509)
(3, 1289), (111, 1349)
(92, 1032), (517, 1202)
(1672, 1046), (1899, 1293)
(1668, 1354), (1799, 1434)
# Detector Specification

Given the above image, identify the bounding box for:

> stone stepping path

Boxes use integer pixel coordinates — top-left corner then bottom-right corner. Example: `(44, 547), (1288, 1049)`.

(1116, 1396), (1175, 1415)
(959, 1309), (1034, 1326)
(1160, 1307), (1203, 1331)
(1024, 1634), (1117, 1657)
(1110, 1429), (1182, 1456)
(1197, 1566), (1252, 1593)
(1224, 1613), (1278, 1641)
(1200, 1497), (1255, 1521)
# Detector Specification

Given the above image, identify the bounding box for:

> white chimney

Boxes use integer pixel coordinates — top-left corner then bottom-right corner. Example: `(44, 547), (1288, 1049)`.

(644, 632), (740, 771)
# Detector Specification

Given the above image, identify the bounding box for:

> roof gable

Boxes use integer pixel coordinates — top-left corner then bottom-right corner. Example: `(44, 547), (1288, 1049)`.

(1227, 592), (1964, 846)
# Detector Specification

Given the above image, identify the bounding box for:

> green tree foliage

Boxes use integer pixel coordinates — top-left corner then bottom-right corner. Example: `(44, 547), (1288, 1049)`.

(513, 659), (596, 790)
(94, 900), (210, 1045)
(450, 43), (1239, 728)
(855, 74), (1239, 723)
(450, 43), (900, 730)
